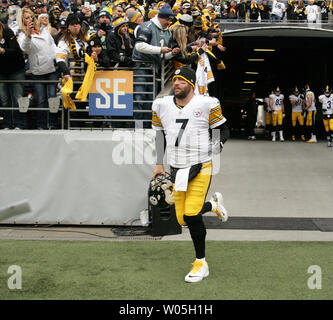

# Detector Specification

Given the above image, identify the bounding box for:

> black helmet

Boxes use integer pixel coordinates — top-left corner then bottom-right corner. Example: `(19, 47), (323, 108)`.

(274, 86), (281, 95)
(324, 85), (332, 97)
(293, 85), (300, 96)
(148, 173), (174, 209)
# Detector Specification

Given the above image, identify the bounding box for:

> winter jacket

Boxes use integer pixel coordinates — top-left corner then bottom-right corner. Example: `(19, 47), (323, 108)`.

(106, 30), (134, 67)
(17, 28), (57, 75)
(0, 26), (25, 75)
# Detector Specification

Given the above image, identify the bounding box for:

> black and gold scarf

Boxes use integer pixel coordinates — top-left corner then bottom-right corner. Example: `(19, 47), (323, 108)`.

(69, 36), (85, 81)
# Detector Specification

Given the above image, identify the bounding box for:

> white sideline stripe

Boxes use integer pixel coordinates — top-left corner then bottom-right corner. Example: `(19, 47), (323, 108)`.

(162, 228), (333, 242)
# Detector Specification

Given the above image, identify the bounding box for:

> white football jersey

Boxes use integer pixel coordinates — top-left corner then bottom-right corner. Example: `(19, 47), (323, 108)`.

(289, 94), (303, 113)
(152, 95), (226, 168)
(319, 94), (333, 115)
(305, 91), (316, 111)
(269, 93), (284, 111)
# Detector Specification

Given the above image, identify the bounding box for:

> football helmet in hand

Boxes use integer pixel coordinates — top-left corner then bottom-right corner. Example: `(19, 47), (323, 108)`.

(148, 173), (174, 208)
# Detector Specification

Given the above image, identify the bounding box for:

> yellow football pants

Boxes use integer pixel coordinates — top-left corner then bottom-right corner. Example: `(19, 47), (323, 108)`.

(323, 118), (333, 132)
(306, 111), (316, 126)
(173, 161), (212, 226)
(272, 110), (283, 126)
(266, 112), (272, 125)
(291, 112), (304, 127)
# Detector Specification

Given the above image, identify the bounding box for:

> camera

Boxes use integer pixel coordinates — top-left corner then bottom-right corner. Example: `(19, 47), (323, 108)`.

(96, 21), (111, 32)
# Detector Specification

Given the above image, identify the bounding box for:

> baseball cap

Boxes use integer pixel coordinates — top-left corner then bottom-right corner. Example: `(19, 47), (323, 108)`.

(172, 66), (196, 88)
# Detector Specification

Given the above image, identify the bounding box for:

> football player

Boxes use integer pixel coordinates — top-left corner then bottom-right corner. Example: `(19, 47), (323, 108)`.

(151, 66), (229, 283)
(303, 84), (317, 143)
(264, 91), (273, 139)
(318, 85), (333, 147)
(269, 86), (285, 142)
(289, 86), (305, 141)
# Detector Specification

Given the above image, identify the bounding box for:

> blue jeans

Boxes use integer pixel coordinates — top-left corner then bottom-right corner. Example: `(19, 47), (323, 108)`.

(32, 72), (58, 129)
(271, 14), (282, 21)
(133, 63), (154, 128)
(0, 69), (26, 129)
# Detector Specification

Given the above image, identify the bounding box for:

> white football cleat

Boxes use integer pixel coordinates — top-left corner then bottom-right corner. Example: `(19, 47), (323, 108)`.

(307, 135), (317, 143)
(185, 260), (209, 283)
(210, 192), (228, 222)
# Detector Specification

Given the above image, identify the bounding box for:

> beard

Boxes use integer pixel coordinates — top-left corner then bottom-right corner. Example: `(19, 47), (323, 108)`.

(174, 84), (192, 100)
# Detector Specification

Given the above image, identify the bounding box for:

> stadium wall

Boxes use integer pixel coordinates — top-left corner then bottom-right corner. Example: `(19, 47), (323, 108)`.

(0, 130), (155, 225)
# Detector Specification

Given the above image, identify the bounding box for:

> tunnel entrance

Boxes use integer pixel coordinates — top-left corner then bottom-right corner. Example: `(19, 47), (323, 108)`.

(216, 27), (333, 137)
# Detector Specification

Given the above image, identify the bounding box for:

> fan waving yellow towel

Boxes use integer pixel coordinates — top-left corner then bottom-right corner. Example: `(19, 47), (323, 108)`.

(61, 77), (76, 111)
(75, 53), (97, 102)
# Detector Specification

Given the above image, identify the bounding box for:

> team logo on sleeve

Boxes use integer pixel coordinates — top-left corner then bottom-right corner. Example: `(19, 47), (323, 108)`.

(193, 109), (202, 117)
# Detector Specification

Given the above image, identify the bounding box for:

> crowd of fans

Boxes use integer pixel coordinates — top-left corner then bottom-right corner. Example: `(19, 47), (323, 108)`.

(217, 0), (333, 23)
(0, 0), (332, 129)
(0, 0), (229, 129)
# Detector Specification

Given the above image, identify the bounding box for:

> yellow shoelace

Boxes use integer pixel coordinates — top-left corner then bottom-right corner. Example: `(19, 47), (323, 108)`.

(191, 261), (203, 274)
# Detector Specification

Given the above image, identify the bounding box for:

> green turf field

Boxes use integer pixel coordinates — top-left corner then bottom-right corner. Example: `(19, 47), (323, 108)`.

(0, 240), (332, 300)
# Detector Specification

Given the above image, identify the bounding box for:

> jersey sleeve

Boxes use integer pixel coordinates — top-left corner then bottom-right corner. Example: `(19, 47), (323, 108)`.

(318, 94), (324, 103)
(135, 24), (152, 43)
(209, 97), (226, 128)
(152, 99), (163, 130)
(56, 40), (69, 63)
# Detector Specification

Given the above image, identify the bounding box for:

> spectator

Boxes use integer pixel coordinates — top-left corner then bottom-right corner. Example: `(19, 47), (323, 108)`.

(260, 0), (271, 21)
(81, 4), (95, 27)
(227, 0), (237, 21)
(249, 0), (260, 22)
(112, 5), (124, 21)
(181, 2), (191, 15)
(170, 23), (203, 70)
(54, 16), (68, 45)
(305, 0), (319, 24)
(48, 4), (63, 29)
(38, 13), (57, 36)
(7, 3), (20, 35)
(106, 17), (134, 67)
(87, 36), (111, 67)
(17, 8), (59, 129)
(126, 9), (144, 40)
(34, 2), (47, 16)
(93, 11), (112, 50)
(0, 20), (26, 129)
(320, 0), (330, 23)
(56, 13), (88, 82)
(132, 4), (179, 127)
(0, 0), (8, 23)
(296, 1), (307, 22)
(125, 0), (145, 16)
(288, 0), (299, 21)
(271, 0), (286, 21)
(236, 0), (248, 22)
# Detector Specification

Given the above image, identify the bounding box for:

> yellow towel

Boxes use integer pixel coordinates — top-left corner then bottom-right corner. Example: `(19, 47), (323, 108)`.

(61, 77), (76, 111)
(75, 53), (97, 102)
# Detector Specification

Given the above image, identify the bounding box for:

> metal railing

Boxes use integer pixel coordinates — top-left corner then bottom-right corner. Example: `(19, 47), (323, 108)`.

(0, 59), (174, 130)
(217, 19), (333, 33)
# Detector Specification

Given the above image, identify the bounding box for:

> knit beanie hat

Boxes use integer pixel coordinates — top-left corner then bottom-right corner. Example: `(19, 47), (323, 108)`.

(179, 14), (193, 27)
(158, 4), (174, 19)
(172, 66), (196, 88)
(126, 9), (141, 22)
